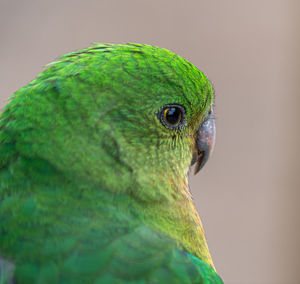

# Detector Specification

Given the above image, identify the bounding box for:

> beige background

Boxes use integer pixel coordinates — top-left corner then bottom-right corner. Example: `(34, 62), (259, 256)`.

(0, 0), (299, 283)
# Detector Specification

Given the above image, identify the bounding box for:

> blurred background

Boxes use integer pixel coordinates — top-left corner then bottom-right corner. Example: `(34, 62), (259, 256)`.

(0, 0), (299, 283)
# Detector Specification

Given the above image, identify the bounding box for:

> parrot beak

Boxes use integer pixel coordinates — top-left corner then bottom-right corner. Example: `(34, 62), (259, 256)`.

(192, 110), (216, 174)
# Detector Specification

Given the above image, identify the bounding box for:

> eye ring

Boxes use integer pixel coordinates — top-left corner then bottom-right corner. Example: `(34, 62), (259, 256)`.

(158, 104), (185, 129)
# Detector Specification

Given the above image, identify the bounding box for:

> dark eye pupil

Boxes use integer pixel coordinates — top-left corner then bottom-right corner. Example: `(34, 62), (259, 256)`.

(159, 104), (185, 129)
(165, 107), (181, 125)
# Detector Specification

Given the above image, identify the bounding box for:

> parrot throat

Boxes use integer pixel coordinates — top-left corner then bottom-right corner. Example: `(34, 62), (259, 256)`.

(132, 172), (215, 270)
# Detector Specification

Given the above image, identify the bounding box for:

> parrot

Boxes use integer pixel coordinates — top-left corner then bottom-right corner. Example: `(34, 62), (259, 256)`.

(0, 43), (223, 283)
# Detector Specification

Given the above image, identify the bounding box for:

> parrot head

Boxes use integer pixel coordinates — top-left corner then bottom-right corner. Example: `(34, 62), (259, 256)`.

(3, 43), (215, 200)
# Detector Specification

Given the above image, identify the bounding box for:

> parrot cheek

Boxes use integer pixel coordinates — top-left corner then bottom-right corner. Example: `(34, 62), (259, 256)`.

(192, 111), (216, 174)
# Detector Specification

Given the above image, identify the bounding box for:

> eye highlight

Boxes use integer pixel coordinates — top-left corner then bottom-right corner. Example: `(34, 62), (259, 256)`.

(158, 104), (185, 129)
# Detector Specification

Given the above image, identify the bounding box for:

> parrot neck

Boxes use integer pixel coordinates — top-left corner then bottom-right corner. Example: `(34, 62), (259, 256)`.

(133, 174), (215, 270)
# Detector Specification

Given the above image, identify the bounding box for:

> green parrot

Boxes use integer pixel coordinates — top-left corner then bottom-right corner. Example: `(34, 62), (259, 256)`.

(0, 43), (223, 283)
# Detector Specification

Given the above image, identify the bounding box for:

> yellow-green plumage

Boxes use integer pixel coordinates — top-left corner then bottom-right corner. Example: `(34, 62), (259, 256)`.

(0, 44), (223, 283)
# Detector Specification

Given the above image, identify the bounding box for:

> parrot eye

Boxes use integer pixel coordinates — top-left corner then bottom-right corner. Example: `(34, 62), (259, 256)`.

(158, 104), (185, 129)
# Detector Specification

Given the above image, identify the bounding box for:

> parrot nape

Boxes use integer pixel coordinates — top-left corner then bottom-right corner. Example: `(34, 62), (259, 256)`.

(0, 44), (223, 283)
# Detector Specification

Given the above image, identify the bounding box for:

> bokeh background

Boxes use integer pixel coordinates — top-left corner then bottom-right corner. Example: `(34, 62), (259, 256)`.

(0, 1), (299, 283)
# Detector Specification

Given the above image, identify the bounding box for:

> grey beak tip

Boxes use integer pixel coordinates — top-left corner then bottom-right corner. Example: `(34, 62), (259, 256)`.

(192, 111), (216, 174)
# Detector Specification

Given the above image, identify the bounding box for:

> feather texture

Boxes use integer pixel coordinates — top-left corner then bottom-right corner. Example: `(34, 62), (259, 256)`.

(0, 44), (222, 283)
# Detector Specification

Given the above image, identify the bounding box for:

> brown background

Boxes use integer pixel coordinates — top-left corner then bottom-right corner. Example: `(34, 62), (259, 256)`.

(0, 1), (299, 283)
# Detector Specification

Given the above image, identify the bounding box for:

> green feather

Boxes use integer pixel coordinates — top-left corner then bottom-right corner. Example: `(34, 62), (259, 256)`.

(0, 44), (222, 283)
